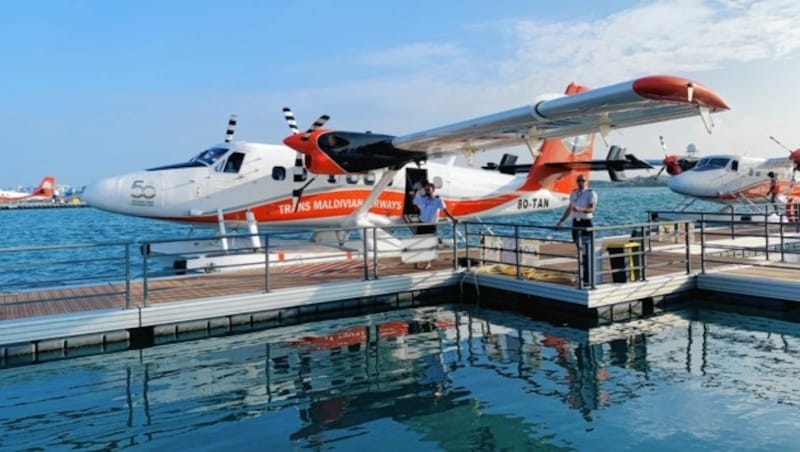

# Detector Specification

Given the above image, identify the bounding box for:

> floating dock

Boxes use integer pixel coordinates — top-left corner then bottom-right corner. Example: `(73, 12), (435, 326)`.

(2, 215), (800, 366)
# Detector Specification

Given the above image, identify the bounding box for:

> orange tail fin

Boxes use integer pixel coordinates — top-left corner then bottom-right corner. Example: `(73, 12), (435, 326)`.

(520, 83), (594, 194)
(33, 176), (55, 198)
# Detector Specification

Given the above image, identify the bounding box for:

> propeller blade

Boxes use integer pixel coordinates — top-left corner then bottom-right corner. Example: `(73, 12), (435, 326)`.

(770, 135), (793, 152)
(282, 107), (300, 135)
(659, 135), (668, 155)
(224, 114), (237, 143)
(301, 115), (330, 141)
(655, 165), (666, 178)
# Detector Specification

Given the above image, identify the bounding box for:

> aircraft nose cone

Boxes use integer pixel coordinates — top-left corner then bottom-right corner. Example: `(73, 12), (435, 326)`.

(82, 177), (119, 211)
(667, 175), (686, 195)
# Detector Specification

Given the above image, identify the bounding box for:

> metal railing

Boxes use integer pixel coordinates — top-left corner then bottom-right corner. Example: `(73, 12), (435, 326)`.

(0, 222), (466, 319)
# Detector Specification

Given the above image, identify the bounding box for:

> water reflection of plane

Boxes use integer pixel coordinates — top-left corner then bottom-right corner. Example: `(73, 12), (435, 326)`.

(12, 305), (800, 449)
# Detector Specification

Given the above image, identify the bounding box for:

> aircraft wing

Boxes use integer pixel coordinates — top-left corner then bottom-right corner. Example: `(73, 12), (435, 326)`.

(391, 75), (728, 157)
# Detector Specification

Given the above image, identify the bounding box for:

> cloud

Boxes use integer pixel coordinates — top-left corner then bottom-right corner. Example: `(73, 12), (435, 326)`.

(504, 0), (800, 85)
(354, 42), (464, 68)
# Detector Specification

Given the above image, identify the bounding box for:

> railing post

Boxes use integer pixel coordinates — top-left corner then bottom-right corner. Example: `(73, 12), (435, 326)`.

(465, 223), (472, 272)
(372, 227), (379, 279)
(124, 243), (131, 309)
(264, 234), (270, 293)
(362, 228), (369, 281)
(142, 244), (149, 307)
(764, 210), (770, 262)
(577, 237), (585, 290)
(452, 221), (458, 270)
(514, 225), (521, 279)
(700, 214), (706, 274)
(638, 225), (647, 282)
(589, 229), (597, 289)
(780, 214), (786, 262)
(684, 221), (691, 274)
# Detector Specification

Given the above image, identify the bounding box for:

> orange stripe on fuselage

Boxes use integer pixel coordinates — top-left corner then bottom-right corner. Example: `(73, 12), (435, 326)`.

(161, 187), (532, 224)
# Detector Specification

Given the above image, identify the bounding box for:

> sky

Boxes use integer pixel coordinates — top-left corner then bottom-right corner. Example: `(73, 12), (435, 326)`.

(2, 0), (800, 188)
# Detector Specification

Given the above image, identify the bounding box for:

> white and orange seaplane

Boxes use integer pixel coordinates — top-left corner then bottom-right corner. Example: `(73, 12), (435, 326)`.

(83, 75), (728, 270)
(655, 135), (800, 223)
(0, 176), (56, 204)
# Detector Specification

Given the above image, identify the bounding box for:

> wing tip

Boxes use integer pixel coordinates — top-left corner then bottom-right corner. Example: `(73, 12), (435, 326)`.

(632, 75), (730, 110)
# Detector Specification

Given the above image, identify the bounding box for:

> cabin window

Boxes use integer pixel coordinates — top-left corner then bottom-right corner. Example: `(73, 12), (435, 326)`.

(749, 168), (754, 176)
(731, 160), (738, 172)
(221, 152), (245, 173)
(327, 175), (339, 184)
(346, 175), (359, 184)
(272, 166), (286, 181)
(433, 176), (443, 189)
(364, 172), (376, 185)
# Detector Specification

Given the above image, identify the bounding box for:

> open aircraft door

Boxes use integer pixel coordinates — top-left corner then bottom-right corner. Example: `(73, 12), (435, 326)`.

(403, 167), (428, 226)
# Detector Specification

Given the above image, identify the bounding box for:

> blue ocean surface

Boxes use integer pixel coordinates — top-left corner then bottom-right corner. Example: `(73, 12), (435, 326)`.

(5, 186), (796, 450)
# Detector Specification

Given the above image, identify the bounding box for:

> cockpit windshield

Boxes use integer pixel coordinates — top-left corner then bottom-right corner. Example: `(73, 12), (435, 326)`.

(693, 157), (730, 171)
(190, 147), (229, 166)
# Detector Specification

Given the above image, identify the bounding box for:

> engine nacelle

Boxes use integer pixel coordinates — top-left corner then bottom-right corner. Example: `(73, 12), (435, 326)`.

(304, 148), (349, 175)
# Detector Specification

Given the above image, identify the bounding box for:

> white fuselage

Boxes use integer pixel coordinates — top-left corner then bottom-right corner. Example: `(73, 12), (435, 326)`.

(83, 141), (568, 229)
(667, 154), (800, 203)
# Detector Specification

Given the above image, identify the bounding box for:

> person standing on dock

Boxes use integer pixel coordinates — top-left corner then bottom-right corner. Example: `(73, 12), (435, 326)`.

(556, 175), (597, 247)
(413, 182), (456, 269)
(768, 171), (779, 211)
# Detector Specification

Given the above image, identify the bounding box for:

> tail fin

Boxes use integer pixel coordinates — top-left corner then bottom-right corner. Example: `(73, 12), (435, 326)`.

(33, 176), (55, 198)
(520, 82), (594, 193)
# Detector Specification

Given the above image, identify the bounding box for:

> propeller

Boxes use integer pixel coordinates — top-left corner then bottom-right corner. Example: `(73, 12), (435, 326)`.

(224, 114), (237, 143)
(301, 114), (330, 141)
(654, 135), (689, 177)
(769, 135), (800, 169)
(282, 108), (331, 211)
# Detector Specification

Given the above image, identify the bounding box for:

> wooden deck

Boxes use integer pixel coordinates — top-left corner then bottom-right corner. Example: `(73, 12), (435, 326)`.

(3, 223), (800, 324)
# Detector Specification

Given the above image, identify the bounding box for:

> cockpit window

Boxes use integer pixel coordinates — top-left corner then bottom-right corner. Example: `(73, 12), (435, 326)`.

(694, 157), (730, 171)
(190, 147), (228, 166)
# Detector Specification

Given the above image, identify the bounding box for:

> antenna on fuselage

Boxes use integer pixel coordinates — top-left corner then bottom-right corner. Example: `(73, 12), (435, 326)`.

(224, 114), (238, 143)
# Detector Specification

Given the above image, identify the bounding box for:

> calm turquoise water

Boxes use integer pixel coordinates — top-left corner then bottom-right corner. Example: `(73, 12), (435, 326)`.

(2, 304), (800, 450)
(5, 186), (795, 450)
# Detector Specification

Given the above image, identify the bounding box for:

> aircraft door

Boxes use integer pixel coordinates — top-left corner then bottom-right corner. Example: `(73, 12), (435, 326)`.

(404, 168), (428, 223)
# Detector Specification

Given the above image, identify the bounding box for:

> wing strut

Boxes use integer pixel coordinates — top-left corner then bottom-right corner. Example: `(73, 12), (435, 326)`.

(522, 134), (543, 161)
(350, 168), (401, 227)
(698, 106), (715, 134)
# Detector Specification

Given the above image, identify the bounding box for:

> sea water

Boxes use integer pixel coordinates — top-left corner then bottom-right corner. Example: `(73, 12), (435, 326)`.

(2, 304), (800, 450)
(5, 186), (796, 450)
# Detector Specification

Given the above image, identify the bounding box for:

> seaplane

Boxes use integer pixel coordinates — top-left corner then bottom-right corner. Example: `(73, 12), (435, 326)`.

(0, 176), (56, 203)
(82, 75), (729, 271)
(667, 136), (800, 222)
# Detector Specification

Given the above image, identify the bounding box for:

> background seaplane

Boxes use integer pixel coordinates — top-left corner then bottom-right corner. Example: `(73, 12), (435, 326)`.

(661, 136), (800, 221)
(0, 176), (56, 203)
(82, 75), (728, 270)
